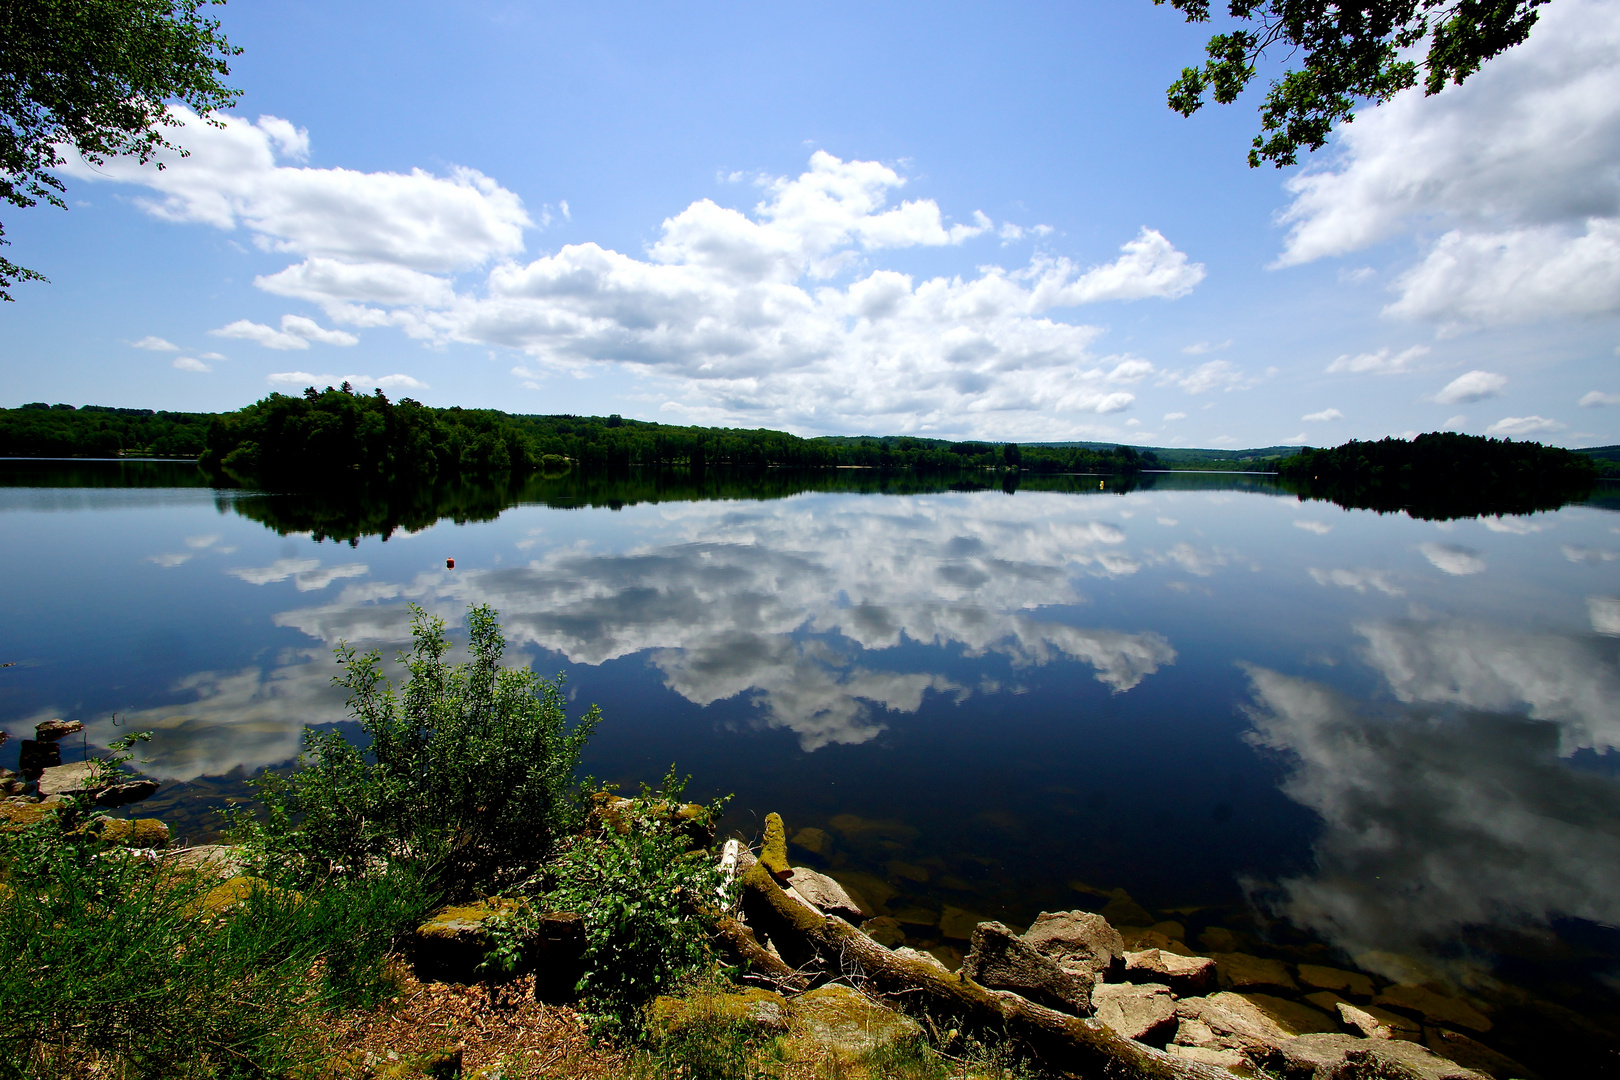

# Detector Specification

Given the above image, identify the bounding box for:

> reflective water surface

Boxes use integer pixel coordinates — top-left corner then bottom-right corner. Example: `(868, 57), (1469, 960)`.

(3, 460), (1618, 1070)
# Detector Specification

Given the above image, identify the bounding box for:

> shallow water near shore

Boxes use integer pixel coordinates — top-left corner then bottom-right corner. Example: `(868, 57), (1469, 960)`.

(3, 460), (1619, 1071)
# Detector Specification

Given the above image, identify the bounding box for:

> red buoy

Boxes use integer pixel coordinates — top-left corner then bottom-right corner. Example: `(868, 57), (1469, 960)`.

(446, 558), (455, 569)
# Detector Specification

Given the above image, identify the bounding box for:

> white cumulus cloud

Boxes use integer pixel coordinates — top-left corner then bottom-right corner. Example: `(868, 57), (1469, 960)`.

(131, 336), (178, 351)
(212, 314), (359, 350)
(1434, 370), (1506, 404)
(266, 372), (429, 391)
(59, 108), (531, 272)
(1274, 0), (1620, 326)
(72, 126), (1205, 438)
(172, 357), (211, 372)
(1302, 408), (1344, 422)
(1420, 542), (1486, 575)
(1325, 345), (1429, 375)
(1580, 390), (1620, 407)
(1485, 415), (1566, 437)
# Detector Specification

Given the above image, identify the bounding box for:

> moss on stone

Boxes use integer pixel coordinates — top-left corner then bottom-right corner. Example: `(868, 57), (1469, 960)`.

(759, 811), (790, 876)
(782, 984), (922, 1063)
(88, 817), (171, 848)
(646, 986), (790, 1042)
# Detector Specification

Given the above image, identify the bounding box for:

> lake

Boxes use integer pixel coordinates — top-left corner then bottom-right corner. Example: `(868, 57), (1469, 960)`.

(2, 460), (1618, 1072)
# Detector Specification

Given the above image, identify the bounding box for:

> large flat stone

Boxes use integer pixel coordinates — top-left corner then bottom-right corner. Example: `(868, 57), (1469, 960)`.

(1372, 986), (1492, 1033)
(35, 761), (99, 797)
(1327, 1040), (1492, 1080)
(1298, 963), (1376, 999)
(1174, 991), (1335, 1056)
(1214, 951), (1299, 992)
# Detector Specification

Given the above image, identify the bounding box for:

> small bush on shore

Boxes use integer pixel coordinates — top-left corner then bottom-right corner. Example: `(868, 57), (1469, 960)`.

(550, 773), (726, 1030)
(231, 603), (599, 892)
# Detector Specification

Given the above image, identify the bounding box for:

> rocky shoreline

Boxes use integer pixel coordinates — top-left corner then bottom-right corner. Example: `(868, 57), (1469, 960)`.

(0, 731), (1575, 1078)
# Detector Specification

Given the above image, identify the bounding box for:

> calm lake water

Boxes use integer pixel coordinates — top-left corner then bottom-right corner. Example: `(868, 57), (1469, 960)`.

(3, 460), (1619, 1069)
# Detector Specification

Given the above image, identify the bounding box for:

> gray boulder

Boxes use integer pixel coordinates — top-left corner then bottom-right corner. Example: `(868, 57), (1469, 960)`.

(35, 719), (84, 742)
(1091, 983), (1178, 1046)
(35, 761), (99, 797)
(96, 780), (160, 808)
(1125, 947), (1217, 996)
(1022, 909), (1126, 982)
(785, 866), (865, 920)
(962, 921), (1094, 1016)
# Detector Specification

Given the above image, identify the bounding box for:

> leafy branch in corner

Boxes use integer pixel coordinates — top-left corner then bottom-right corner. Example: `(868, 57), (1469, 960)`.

(1155, 0), (1548, 166)
(0, 0), (242, 298)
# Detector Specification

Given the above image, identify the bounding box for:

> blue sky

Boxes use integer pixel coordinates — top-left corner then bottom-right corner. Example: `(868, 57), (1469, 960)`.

(3, 0), (1617, 448)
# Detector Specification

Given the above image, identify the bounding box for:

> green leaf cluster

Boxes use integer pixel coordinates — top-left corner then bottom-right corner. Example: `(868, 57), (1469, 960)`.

(1156, 0), (1548, 166)
(0, 0), (242, 298)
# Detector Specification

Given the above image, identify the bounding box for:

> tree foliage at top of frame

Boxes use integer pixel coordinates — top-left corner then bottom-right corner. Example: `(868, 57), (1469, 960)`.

(0, 0), (241, 298)
(1156, 0), (1548, 166)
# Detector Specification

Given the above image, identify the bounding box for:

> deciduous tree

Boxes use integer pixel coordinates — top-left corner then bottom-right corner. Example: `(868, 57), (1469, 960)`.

(0, 0), (241, 298)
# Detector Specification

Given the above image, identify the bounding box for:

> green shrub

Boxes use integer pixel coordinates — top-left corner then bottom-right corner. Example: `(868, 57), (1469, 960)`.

(549, 773), (726, 1031)
(233, 603), (599, 891)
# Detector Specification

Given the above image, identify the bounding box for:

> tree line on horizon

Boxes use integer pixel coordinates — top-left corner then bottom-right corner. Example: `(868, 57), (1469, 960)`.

(0, 389), (1161, 483)
(0, 391), (1610, 492)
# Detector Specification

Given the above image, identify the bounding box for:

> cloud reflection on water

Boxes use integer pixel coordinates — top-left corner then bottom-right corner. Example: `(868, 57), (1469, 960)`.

(272, 498), (1176, 749)
(1244, 616), (1620, 975)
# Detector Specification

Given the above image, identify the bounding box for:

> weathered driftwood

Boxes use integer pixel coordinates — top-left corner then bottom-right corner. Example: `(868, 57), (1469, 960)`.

(740, 862), (1228, 1080)
(708, 907), (810, 993)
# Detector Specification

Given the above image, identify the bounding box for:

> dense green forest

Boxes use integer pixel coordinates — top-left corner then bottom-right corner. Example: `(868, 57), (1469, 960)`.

(0, 388), (1158, 485)
(1278, 432), (1600, 519)
(0, 402), (212, 457)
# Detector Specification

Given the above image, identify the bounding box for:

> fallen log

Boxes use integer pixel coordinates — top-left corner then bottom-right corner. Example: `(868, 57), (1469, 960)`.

(709, 907), (810, 993)
(739, 861), (1227, 1080)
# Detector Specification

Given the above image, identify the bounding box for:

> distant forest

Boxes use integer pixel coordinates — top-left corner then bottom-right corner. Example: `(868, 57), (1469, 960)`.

(0, 393), (1612, 504)
(0, 388), (1159, 485)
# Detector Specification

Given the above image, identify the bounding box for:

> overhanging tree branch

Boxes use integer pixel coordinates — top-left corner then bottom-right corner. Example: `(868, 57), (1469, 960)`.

(1153, 0), (1548, 167)
(0, 0), (242, 299)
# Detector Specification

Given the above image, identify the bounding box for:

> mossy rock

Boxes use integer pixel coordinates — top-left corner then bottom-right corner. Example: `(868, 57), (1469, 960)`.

(412, 899), (584, 990)
(0, 800), (55, 833)
(81, 816), (171, 848)
(646, 986), (790, 1042)
(782, 983), (922, 1064)
(760, 812), (790, 876)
